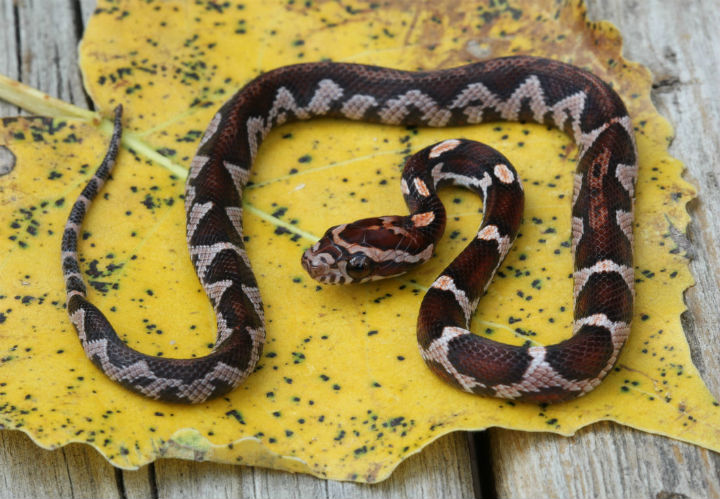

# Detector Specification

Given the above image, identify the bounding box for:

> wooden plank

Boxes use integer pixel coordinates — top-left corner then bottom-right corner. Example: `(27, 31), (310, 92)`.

(325, 433), (477, 499)
(492, 424), (720, 498)
(79, 0), (98, 27)
(0, 428), (476, 499)
(0, 0), (19, 115)
(141, 432), (475, 499)
(0, 0), (95, 117)
(8, 0), (89, 114)
(121, 465), (155, 498)
(148, 459), (328, 499)
(490, 0), (720, 497)
(0, 430), (122, 499)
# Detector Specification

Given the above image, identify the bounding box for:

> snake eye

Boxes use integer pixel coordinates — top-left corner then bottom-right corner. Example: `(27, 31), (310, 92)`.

(346, 254), (372, 280)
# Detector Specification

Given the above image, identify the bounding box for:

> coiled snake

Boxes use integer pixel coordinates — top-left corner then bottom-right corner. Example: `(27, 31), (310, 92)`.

(62, 56), (637, 404)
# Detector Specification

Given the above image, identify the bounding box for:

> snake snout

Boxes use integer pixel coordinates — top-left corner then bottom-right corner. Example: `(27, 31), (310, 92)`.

(301, 246), (334, 280)
(301, 251), (326, 278)
(301, 242), (350, 284)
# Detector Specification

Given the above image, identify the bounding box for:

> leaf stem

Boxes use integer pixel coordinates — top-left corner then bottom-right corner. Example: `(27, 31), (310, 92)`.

(243, 202), (320, 242)
(0, 73), (188, 178)
(108, 122), (189, 179)
(0, 73), (97, 121)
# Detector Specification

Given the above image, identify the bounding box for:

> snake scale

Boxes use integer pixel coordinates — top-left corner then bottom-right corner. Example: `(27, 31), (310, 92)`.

(62, 56), (637, 404)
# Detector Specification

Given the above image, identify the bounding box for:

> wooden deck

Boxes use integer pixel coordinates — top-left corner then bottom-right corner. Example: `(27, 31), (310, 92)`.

(1, 0), (719, 497)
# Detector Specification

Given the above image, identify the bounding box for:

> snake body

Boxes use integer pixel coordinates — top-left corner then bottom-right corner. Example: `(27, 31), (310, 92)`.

(63, 56), (637, 404)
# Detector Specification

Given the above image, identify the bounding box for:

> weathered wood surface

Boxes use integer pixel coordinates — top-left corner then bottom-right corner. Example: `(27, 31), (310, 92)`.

(1, 0), (718, 498)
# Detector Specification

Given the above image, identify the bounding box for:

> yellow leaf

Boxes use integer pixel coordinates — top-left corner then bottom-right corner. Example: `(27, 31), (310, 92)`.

(0, 0), (717, 483)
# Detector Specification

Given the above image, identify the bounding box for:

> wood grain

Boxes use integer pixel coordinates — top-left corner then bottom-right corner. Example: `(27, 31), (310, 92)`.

(0, 430), (122, 499)
(139, 433), (474, 499)
(0, 0), (91, 116)
(1, 0), (719, 497)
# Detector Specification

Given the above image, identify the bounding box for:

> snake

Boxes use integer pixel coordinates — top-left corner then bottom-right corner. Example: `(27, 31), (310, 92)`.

(62, 56), (637, 404)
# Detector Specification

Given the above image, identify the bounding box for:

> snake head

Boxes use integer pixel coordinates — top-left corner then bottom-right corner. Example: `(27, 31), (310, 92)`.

(301, 216), (434, 284)
(301, 223), (379, 284)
